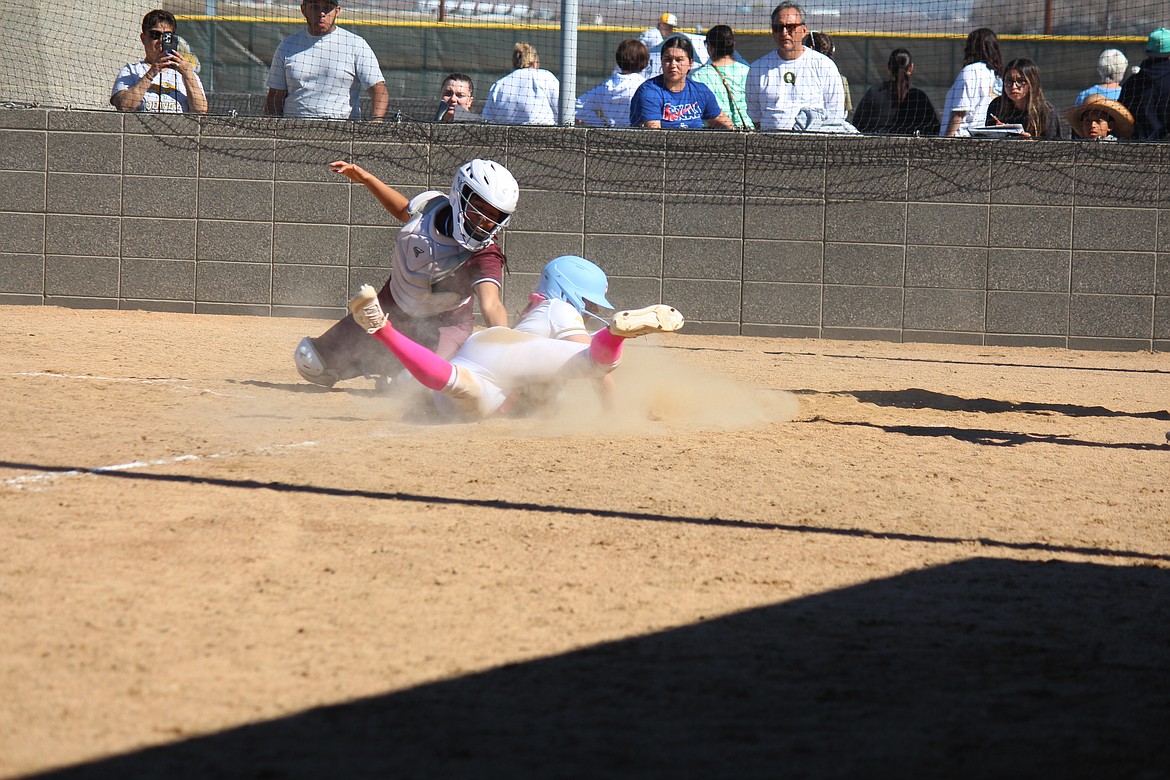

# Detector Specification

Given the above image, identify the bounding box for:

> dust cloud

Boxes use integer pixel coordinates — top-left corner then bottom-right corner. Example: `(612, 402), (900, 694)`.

(536, 342), (800, 436)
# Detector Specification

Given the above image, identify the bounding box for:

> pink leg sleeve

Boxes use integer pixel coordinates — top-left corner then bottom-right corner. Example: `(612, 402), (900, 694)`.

(588, 327), (626, 368)
(370, 325), (455, 391)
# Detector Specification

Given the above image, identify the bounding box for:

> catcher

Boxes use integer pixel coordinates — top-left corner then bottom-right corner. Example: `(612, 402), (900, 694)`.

(295, 158), (517, 388)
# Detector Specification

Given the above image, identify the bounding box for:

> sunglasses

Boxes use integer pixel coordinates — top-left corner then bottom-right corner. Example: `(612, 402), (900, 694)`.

(1005, 77), (1029, 87)
(147, 29), (172, 40)
(772, 22), (806, 34)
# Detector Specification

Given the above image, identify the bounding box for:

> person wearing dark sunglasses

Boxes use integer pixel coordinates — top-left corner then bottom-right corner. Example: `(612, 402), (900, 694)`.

(746, 2), (845, 131)
(110, 9), (207, 113)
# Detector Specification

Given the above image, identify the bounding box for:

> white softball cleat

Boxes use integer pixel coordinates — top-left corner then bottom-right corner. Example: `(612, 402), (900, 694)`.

(609, 304), (685, 337)
(348, 284), (388, 333)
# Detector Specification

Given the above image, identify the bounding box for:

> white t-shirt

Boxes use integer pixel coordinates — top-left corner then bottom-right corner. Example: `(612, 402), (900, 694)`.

(746, 48), (846, 131)
(575, 71), (645, 127)
(642, 32), (711, 78)
(265, 26), (385, 119)
(482, 68), (561, 125)
(639, 28), (664, 50)
(940, 62), (1001, 136)
(111, 61), (204, 113)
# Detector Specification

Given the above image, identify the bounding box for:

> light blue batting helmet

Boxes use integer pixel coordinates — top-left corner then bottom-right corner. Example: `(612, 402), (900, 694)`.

(535, 255), (614, 313)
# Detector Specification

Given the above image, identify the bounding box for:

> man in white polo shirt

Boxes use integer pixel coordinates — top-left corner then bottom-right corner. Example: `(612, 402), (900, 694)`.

(265, 0), (389, 120)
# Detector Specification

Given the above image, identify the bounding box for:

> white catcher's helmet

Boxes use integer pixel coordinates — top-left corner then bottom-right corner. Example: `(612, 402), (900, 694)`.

(448, 159), (519, 251)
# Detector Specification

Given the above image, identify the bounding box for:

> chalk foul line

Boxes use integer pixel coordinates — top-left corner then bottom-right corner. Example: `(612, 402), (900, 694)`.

(3, 441), (318, 491)
(10, 372), (247, 398)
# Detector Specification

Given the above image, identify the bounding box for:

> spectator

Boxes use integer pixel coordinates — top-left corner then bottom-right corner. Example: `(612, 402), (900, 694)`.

(690, 25), (752, 129)
(638, 12), (677, 52)
(852, 48), (939, 136)
(746, 2), (846, 132)
(940, 27), (1002, 136)
(481, 43), (560, 125)
(265, 0), (388, 120)
(1076, 49), (1128, 105)
(629, 35), (733, 129)
(294, 159), (517, 389)
(436, 73), (478, 122)
(575, 39), (648, 127)
(1065, 94), (1134, 141)
(802, 30), (851, 115)
(110, 9), (207, 114)
(985, 58), (1061, 138)
(640, 12), (710, 78)
(1119, 28), (1170, 141)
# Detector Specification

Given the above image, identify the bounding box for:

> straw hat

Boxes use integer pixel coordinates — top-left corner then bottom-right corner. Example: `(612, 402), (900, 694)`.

(1064, 93), (1134, 138)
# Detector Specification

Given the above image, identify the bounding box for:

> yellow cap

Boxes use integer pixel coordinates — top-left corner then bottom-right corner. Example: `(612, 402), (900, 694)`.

(660, 13), (678, 26)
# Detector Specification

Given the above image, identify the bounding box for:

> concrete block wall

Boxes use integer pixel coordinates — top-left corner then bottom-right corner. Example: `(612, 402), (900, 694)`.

(2, 108), (1169, 352)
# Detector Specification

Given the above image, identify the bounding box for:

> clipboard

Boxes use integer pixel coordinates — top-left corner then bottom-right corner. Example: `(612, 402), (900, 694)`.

(969, 124), (1026, 138)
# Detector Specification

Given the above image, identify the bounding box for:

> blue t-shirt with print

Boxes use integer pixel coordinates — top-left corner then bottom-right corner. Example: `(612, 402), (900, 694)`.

(629, 76), (722, 129)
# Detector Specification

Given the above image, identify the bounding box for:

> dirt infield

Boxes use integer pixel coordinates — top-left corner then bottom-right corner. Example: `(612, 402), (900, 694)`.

(2, 305), (1168, 778)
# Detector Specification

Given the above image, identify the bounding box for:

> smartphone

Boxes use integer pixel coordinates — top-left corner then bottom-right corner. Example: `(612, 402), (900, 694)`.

(160, 31), (177, 56)
(434, 100), (476, 123)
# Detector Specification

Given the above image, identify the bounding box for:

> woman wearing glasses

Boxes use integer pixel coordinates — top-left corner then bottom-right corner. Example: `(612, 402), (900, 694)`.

(985, 58), (1063, 138)
(111, 9), (207, 113)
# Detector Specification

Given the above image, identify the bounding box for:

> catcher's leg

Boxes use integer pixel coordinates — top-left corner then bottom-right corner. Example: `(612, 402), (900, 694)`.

(350, 285), (456, 391)
(350, 286), (501, 418)
(294, 285), (403, 386)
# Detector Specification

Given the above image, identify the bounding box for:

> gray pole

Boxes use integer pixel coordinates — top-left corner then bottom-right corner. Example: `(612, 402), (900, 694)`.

(558, 0), (578, 126)
(206, 0), (217, 93)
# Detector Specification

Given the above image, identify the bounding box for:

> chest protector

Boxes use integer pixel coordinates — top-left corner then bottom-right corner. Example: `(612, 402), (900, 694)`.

(391, 192), (477, 318)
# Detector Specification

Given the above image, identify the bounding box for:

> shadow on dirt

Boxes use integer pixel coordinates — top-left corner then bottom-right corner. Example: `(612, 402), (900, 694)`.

(795, 388), (1170, 421)
(231, 379), (383, 397)
(769, 350), (1170, 376)
(30, 559), (1170, 778)
(809, 417), (1170, 451)
(2, 460), (1166, 563)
